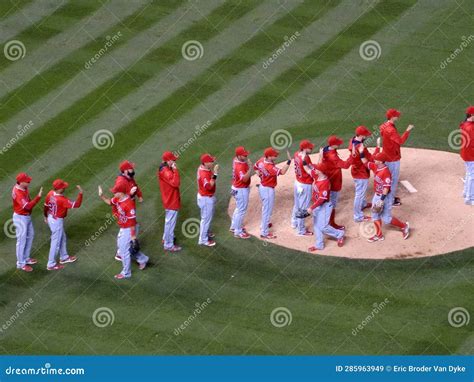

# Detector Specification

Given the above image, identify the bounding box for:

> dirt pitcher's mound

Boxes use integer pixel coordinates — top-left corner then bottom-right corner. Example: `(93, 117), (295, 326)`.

(228, 148), (474, 260)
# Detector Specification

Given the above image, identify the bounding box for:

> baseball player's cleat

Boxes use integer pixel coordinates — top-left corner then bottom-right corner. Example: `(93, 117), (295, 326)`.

(138, 262), (147, 270)
(362, 203), (372, 210)
(402, 222), (410, 240)
(367, 235), (385, 243)
(165, 245), (182, 252)
(260, 233), (277, 239)
(60, 256), (77, 264)
(114, 273), (130, 280)
(297, 230), (313, 237)
(18, 265), (33, 272)
(308, 246), (323, 252)
(47, 264), (64, 271)
(200, 240), (216, 247)
(229, 227), (247, 233)
(114, 254), (122, 261)
(337, 236), (345, 247)
(25, 258), (38, 265)
(235, 232), (251, 239)
(393, 197), (401, 206)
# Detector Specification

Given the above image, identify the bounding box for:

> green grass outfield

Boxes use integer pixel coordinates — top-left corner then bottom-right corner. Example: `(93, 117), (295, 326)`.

(0, 0), (472, 355)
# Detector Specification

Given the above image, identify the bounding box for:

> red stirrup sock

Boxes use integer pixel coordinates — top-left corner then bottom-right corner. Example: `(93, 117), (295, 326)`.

(390, 217), (405, 229)
(374, 220), (382, 236)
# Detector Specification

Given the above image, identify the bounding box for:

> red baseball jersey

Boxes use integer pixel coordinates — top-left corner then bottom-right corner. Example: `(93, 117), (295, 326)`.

(367, 162), (392, 195)
(197, 166), (216, 197)
(379, 121), (410, 161)
(460, 121), (474, 161)
(114, 174), (142, 199)
(158, 164), (181, 210)
(254, 157), (281, 188)
(322, 147), (352, 191)
(309, 176), (330, 210)
(12, 186), (40, 216)
(293, 151), (313, 184)
(348, 138), (379, 179)
(232, 158), (251, 188)
(44, 191), (82, 219)
(111, 196), (136, 228)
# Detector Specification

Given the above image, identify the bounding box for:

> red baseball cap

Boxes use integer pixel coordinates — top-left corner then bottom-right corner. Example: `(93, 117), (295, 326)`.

(235, 146), (249, 157)
(355, 125), (371, 137)
(264, 147), (279, 157)
(162, 151), (178, 162)
(386, 108), (401, 119)
(328, 135), (343, 147)
(16, 172), (32, 183)
(119, 160), (135, 172)
(373, 152), (388, 162)
(299, 139), (315, 150)
(111, 183), (128, 194)
(200, 153), (216, 163)
(466, 106), (474, 115)
(52, 179), (69, 190)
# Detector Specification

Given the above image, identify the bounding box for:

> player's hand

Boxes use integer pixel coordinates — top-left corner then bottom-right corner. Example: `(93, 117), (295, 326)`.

(319, 147), (324, 155)
(98, 185), (103, 197)
(171, 162), (177, 169)
(286, 150), (292, 161)
(377, 137), (381, 148)
(38, 187), (43, 197)
(130, 186), (138, 195)
(138, 197), (143, 203)
(77, 185), (83, 193)
(213, 164), (219, 174)
(407, 124), (414, 132)
(43, 217), (48, 224)
(307, 207), (313, 215)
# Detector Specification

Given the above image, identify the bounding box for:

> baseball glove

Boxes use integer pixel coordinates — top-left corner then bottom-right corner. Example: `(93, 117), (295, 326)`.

(129, 239), (140, 256)
(295, 208), (311, 219)
(372, 200), (384, 214)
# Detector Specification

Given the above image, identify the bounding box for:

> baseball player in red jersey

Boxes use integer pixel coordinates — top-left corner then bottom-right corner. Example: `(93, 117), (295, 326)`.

(358, 148), (410, 242)
(348, 126), (380, 222)
(11, 173), (43, 272)
(254, 147), (292, 239)
(98, 183), (148, 279)
(113, 160), (143, 261)
(379, 108), (414, 206)
(44, 180), (83, 270)
(291, 140), (315, 236)
(158, 151), (182, 251)
(303, 163), (344, 251)
(460, 106), (474, 205)
(197, 154), (219, 247)
(321, 135), (352, 230)
(229, 146), (252, 239)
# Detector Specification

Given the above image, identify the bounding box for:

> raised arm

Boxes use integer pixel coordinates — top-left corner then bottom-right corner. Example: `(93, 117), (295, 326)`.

(98, 186), (111, 205)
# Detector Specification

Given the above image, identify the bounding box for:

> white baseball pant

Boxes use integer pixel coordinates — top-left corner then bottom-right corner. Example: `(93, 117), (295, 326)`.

(230, 187), (249, 236)
(464, 161), (474, 204)
(117, 227), (148, 278)
(47, 215), (70, 268)
(313, 202), (344, 249)
(197, 194), (216, 244)
(13, 213), (34, 268)
(163, 209), (178, 249)
(385, 160), (400, 202)
(292, 181), (312, 234)
(258, 185), (275, 237)
(353, 178), (369, 222)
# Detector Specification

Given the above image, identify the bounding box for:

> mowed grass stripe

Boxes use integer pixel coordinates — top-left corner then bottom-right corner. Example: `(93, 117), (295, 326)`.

(0, 0), (184, 125)
(0, 0), (150, 97)
(207, 0), (417, 133)
(0, 0), (252, 181)
(0, 0), (61, 43)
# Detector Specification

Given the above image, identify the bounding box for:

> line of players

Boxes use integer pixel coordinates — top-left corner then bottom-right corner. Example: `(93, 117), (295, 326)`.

(11, 107), (474, 278)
